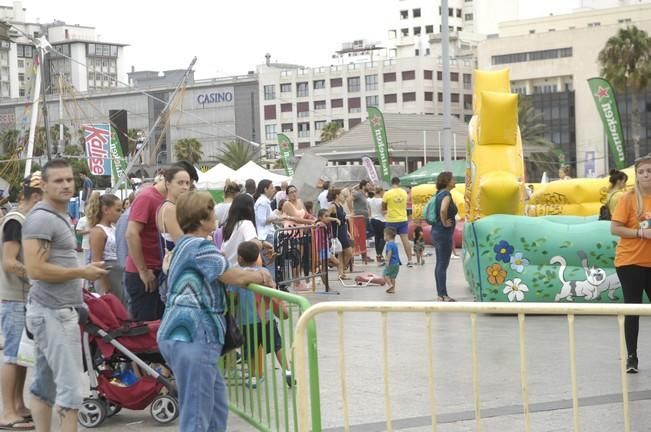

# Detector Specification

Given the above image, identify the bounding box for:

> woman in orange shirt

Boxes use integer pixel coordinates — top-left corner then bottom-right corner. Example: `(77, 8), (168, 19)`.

(611, 155), (651, 374)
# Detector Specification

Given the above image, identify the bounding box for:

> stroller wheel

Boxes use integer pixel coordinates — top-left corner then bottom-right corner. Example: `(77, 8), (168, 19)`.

(106, 401), (122, 418)
(150, 394), (179, 425)
(78, 398), (107, 428)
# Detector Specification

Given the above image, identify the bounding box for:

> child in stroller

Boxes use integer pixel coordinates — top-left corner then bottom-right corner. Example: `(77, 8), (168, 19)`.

(77, 290), (177, 428)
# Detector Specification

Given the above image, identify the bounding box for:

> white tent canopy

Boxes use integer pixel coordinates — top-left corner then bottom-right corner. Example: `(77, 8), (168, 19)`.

(196, 163), (237, 190)
(233, 161), (290, 186)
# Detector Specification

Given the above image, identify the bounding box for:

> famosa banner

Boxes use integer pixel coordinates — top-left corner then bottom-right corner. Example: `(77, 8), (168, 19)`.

(587, 78), (626, 169)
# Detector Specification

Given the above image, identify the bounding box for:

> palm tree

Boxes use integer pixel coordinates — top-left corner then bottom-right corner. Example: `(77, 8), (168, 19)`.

(320, 122), (342, 143)
(49, 123), (72, 155)
(213, 140), (260, 170)
(519, 95), (559, 180)
(0, 129), (22, 155)
(598, 26), (651, 160)
(174, 138), (203, 164)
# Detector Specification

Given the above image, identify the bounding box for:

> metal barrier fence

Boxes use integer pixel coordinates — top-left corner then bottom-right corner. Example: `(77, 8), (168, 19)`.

(293, 301), (651, 432)
(273, 224), (331, 293)
(222, 283), (321, 431)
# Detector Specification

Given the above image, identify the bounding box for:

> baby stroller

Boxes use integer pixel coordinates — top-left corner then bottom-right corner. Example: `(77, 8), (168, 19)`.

(77, 291), (178, 428)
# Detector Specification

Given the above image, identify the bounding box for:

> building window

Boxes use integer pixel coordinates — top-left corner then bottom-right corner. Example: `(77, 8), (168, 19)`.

(400, 10), (408, 19)
(330, 77), (342, 88)
(366, 95), (379, 107)
(415, 49), (420, 56)
(491, 47), (573, 65)
(588, 22), (601, 27)
(413, 8), (421, 17)
(347, 76), (360, 92)
(331, 98), (343, 108)
(297, 101), (309, 117)
(426, 25), (434, 34)
(451, 93), (459, 103)
(18, 73), (24, 82)
(348, 97), (361, 113)
(17, 59), (24, 68)
(19, 88), (25, 97)
(424, 92), (433, 101)
(463, 73), (472, 89)
(456, 9), (462, 17)
(424, 70), (433, 80)
(264, 105), (277, 120)
(437, 71), (442, 80)
(333, 119), (344, 128)
(298, 122), (310, 138)
(281, 103), (292, 112)
(365, 74), (378, 91)
(413, 27), (421, 36)
(450, 72), (459, 82)
(313, 79), (326, 89)
(297, 82), (309, 97)
(383, 72), (396, 83)
(281, 123), (293, 132)
(349, 118), (362, 129)
(265, 124), (277, 140)
(464, 13), (473, 21)
(280, 83), (292, 93)
(403, 92), (416, 102)
(437, 92), (443, 102)
(263, 85), (275, 100)
(314, 100), (326, 110)
(402, 70), (416, 80)
(298, 142), (311, 149)
(384, 94), (397, 104)
(464, 94), (473, 110)
(315, 120), (326, 130)
(401, 28), (409, 37)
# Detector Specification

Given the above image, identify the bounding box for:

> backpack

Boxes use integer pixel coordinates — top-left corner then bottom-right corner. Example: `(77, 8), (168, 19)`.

(598, 193), (616, 221)
(423, 192), (442, 225)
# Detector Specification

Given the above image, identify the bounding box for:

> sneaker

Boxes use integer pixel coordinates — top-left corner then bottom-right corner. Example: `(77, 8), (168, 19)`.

(285, 371), (294, 388)
(247, 376), (265, 389)
(407, 262), (414, 268)
(626, 355), (638, 374)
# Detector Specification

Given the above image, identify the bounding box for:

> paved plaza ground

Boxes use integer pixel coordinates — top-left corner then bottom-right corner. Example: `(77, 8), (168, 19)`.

(3, 244), (651, 431)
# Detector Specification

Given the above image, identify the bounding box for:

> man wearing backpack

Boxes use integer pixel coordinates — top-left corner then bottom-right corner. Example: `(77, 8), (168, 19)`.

(0, 172), (42, 430)
(382, 177), (414, 267)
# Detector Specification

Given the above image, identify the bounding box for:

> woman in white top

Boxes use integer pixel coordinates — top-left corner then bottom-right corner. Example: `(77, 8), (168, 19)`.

(214, 179), (241, 227)
(221, 194), (273, 267)
(87, 193), (124, 302)
(368, 186), (386, 263)
(254, 179), (285, 243)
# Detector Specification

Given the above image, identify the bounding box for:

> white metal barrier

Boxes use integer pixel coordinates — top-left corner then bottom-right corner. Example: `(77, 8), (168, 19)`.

(293, 301), (651, 432)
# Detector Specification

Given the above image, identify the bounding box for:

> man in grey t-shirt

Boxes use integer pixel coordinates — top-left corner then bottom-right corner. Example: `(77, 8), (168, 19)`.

(23, 159), (107, 432)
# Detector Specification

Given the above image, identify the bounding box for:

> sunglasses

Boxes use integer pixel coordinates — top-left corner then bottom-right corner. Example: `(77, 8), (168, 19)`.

(635, 154), (651, 164)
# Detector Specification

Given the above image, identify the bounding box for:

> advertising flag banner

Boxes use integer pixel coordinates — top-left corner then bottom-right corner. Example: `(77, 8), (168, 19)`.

(84, 124), (111, 175)
(366, 107), (391, 184)
(361, 156), (380, 185)
(277, 133), (295, 176)
(109, 127), (128, 187)
(587, 78), (626, 169)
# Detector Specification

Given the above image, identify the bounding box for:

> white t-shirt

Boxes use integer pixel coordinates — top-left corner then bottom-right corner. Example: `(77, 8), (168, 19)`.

(221, 220), (258, 266)
(76, 216), (90, 250)
(214, 202), (232, 227)
(318, 189), (329, 210)
(369, 197), (385, 221)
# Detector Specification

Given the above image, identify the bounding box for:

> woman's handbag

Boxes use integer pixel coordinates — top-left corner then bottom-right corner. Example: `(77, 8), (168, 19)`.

(221, 309), (244, 355)
(330, 237), (343, 254)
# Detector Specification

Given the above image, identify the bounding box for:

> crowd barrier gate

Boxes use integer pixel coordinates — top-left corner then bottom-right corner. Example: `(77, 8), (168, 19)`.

(293, 301), (651, 432)
(273, 224), (331, 293)
(222, 283), (321, 431)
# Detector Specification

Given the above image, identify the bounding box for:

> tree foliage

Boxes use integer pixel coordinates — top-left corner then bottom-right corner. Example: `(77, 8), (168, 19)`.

(212, 140), (260, 170)
(519, 95), (560, 181)
(174, 138), (204, 164)
(320, 122), (342, 143)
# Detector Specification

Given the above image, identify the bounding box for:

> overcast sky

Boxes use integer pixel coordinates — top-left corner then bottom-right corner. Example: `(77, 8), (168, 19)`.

(22, 0), (588, 79)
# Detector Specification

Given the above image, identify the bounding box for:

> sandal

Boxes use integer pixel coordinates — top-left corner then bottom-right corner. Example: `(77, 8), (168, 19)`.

(339, 274), (351, 280)
(443, 296), (456, 302)
(436, 296), (445, 302)
(385, 287), (395, 294)
(0, 419), (34, 430)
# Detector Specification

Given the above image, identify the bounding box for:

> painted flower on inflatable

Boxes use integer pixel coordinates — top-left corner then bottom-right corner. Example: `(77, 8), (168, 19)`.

(486, 263), (507, 285)
(509, 252), (529, 273)
(503, 278), (529, 302)
(493, 240), (514, 263)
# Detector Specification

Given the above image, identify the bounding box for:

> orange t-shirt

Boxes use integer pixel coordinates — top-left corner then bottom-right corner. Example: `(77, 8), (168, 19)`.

(612, 192), (651, 267)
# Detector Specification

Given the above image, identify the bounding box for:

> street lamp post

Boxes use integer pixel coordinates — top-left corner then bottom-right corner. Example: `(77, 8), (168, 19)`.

(155, 150), (168, 174)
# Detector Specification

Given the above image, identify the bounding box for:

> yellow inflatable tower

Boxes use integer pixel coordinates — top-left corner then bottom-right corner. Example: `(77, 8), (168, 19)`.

(465, 69), (525, 221)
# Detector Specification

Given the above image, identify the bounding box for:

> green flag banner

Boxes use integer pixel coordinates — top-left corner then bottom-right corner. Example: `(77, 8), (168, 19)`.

(277, 133), (295, 176)
(587, 78), (626, 169)
(367, 106), (391, 184)
(110, 126), (128, 188)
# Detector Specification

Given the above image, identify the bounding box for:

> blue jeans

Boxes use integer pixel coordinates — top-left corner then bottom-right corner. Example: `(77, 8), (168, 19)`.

(0, 300), (25, 364)
(432, 230), (453, 297)
(159, 339), (227, 432)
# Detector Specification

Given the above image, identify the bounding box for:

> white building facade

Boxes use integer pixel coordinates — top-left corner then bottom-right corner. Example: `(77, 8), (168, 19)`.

(257, 55), (474, 159)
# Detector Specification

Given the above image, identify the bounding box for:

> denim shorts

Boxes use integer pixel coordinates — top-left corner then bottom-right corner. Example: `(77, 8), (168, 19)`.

(0, 300), (25, 364)
(25, 299), (83, 409)
(386, 221), (409, 235)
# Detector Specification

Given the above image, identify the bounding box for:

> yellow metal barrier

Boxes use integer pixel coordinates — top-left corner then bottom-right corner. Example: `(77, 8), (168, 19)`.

(293, 302), (651, 432)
